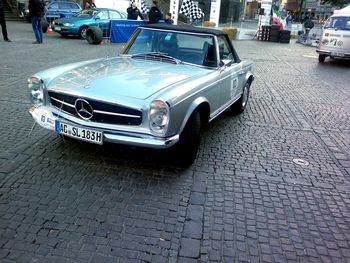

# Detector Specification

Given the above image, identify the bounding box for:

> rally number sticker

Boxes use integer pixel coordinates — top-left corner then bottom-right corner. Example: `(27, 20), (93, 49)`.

(230, 77), (238, 99)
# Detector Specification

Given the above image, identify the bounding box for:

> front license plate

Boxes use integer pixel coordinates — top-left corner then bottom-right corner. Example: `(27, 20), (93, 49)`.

(55, 26), (61, 31)
(55, 121), (103, 145)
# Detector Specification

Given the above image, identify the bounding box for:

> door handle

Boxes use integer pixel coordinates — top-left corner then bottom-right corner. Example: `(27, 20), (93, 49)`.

(239, 71), (246, 75)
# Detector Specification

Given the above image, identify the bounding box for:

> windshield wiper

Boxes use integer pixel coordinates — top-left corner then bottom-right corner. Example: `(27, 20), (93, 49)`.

(131, 52), (183, 64)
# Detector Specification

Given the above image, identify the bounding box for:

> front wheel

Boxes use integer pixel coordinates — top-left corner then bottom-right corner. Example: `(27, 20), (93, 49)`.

(231, 80), (251, 114)
(78, 26), (88, 39)
(318, 54), (326, 63)
(86, 26), (103, 45)
(172, 110), (201, 168)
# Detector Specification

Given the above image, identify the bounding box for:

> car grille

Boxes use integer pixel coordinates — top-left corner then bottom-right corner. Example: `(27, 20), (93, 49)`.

(48, 91), (142, 125)
(54, 22), (64, 26)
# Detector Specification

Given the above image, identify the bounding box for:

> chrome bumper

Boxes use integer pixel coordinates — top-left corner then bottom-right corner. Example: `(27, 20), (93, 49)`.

(104, 133), (179, 148)
(29, 106), (179, 149)
(316, 49), (350, 59)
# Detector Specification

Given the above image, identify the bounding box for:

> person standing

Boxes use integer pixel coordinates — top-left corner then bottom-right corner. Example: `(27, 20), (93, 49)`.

(0, 0), (11, 42)
(29, 0), (44, 44)
(127, 2), (144, 20)
(148, 1), (162, 24)
(164, 13), (173, 24)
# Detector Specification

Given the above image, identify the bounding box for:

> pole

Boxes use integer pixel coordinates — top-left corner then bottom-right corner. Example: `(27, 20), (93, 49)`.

(170, 0), (180, 25)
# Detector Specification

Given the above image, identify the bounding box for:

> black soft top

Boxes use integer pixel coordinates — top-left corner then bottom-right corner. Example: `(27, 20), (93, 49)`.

(140, 24), (228, 37)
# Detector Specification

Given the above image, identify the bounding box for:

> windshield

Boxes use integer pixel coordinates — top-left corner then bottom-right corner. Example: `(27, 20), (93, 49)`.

(74, 9), (97, 18)
(324, 16), (350, 30)
(124, 28), (217, 67)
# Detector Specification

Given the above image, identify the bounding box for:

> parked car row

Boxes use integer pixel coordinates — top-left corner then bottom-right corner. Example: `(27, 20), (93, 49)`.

(52, 8), (127, 39)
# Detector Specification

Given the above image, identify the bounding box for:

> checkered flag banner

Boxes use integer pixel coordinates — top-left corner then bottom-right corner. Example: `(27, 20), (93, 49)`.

(129, 0), (149, 13)
(140, 0), (149, 13)
(179, 0), (203, 20)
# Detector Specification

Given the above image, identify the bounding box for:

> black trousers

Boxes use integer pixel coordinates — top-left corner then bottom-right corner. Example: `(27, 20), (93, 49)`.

(0, 8), (9, 40)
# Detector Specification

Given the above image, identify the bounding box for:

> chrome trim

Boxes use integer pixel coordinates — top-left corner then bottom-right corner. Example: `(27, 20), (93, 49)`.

(48, 90), (143, 112)
(75, 98), (94, 120)
(50, 96), (75, 108)
(93, 109), (141, 118)
(104, 133), (179, 148)
(209, 94), (241, 122)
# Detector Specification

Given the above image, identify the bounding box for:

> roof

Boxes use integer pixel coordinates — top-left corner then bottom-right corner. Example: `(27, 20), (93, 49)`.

(140, 24), (228, 36)
(333, 5), (350, 15)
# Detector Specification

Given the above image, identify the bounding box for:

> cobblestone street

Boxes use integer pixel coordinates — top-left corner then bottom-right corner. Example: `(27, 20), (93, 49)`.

(0, 21), (350, 262)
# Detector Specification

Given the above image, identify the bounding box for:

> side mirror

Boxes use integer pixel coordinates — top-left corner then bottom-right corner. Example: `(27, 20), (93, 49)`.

(220, 59), (232, 67)
(95, 16), (100, 20)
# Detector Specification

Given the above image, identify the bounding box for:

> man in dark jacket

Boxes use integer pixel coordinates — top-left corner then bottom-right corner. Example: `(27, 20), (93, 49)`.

(127, 2), (144, 20)
(0, 0), (11, 42)
(164, 13), (173, 24)
(29, 0), (44, 43)
(148, 0), (162, 24)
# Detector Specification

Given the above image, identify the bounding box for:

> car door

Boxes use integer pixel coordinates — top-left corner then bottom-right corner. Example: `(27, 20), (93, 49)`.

(217, 35), (243, 105)
(95, 10), (110, 36)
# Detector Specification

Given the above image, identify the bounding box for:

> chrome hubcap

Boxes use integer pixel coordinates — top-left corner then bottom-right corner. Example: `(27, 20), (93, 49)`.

(242, 83), (250, 108)
(81, 28), (87, 38)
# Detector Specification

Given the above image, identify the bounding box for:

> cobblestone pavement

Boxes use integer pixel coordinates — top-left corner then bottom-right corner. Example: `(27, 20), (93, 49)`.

(0, 22), (350, 263)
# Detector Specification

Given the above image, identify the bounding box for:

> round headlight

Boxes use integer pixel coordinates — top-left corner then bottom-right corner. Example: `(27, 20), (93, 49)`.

(149, 99), (169, 135)
(28, 77), (44, 106)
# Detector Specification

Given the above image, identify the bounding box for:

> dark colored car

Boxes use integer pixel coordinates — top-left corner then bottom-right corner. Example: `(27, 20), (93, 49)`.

(52, 8), (127, 38)
(24, 0), (82, 23)
(45, 0), (82, 22)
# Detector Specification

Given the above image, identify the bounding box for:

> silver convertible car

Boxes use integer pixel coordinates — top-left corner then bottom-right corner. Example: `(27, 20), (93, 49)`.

(28, 24), (254, 166)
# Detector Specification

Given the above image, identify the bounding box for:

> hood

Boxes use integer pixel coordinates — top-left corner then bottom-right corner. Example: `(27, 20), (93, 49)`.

(47, 57), (208, 100)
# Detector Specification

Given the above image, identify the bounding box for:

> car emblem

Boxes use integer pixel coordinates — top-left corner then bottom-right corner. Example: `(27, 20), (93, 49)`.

(75, 99), (93, 120)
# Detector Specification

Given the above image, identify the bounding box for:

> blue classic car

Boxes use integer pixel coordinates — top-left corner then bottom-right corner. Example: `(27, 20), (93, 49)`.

(52, 8), (127, 38)
(45, 0), (82, 22)
(28, 24), (254, 167)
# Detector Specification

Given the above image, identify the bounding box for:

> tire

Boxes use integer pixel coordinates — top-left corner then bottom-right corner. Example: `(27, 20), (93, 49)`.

(173, 110), (201, 168)
(41, 20), (49, 33)
(231, 80), (251, 115)
(86, 26), (103, 45)
(78, 25), (89, 39)
(270, 32), (280, 37)
(280, 30), (291, 36)
(269, 36), (279, 42)
(280, 39), (290, 43)
(271, 25), (280, 30)
(318, 54), (326, 63)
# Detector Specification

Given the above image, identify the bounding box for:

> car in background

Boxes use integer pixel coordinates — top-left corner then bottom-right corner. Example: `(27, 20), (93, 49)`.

(316, 6), (350, 63)
(45, 0), (82, 22)
(52, 8), (127, 38)
(28, 24), (254, 167)
(23, 0), (82, 23)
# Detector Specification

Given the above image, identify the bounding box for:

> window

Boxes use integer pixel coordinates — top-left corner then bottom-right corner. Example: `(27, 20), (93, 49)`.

(48, 3), (59, 9)
(126, 29), (217, 67)
(96, 11), (109, 20)
(217, 36), (234, 62)
(109, 10), (122, 19)
(59, 2), (71, 9)
(324, 16), (350, 31)
(69, 3), (80, 9)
